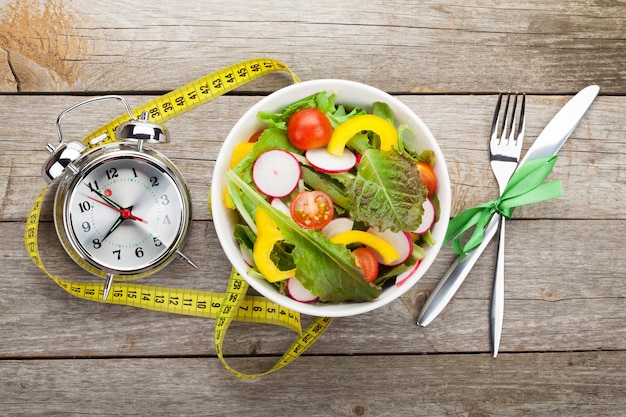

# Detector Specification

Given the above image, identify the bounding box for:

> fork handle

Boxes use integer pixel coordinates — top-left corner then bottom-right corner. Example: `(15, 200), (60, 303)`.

(490, 213), (505, 358)
(417, 215), (500, 327)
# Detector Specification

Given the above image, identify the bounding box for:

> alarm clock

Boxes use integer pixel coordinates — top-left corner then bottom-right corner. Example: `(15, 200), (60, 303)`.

(42, 95), (195, 300)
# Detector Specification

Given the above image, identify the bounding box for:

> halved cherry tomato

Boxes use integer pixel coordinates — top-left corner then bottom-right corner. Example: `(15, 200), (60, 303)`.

(286, 108), (333, 151)
(415, 162), (437, 197)
(290, 190), (334, 230)
(353, 247), (379, 282)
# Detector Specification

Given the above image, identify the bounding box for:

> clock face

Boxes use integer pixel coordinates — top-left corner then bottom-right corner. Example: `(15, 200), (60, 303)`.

(62, 153), (189, 275)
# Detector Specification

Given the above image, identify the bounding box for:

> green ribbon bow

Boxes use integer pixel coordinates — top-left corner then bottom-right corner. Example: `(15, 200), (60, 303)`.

(445, 155), (564, 256)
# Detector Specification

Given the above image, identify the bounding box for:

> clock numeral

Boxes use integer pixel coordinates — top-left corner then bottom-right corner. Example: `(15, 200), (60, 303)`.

(86, 180), (100, 193)
(82, 221), (91, 232)
(93, 239), (102, 249)
(153, 237), (163, 247)
(160, 195), (170, 205)
(135, 247), (144, 258)
(79, 201), (91, 213)
(106, 167), (118, 180)
(150, 176), (159, 187)
(113, 249), (121, 260)
(163, 215), (171, 225)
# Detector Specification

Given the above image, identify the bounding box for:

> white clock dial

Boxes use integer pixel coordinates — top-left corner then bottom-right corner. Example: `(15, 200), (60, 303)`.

(62, 152), (189, 275)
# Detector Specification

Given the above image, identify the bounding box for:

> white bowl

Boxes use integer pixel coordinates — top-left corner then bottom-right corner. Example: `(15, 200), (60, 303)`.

(211, 79), (451, 317)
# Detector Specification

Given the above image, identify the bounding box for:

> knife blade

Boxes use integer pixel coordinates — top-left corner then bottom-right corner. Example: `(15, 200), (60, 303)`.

(417, 85), (600, 327)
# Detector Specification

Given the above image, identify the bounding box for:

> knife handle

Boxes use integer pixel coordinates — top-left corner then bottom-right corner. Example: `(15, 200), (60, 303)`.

(417, 214), (501, 327)
(490, 214), (505, 357)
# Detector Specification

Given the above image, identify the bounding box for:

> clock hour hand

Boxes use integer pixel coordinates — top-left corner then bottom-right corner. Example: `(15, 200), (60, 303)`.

(88, 187), (123, 210)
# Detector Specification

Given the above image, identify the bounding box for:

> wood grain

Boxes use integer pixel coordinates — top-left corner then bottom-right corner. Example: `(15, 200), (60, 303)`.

(1, 94), (624, 222)
(2, 353), (625, 416)
(1, 0), (625, 414)
(2, 218), (624, 358)
(0, 0), (624, 94)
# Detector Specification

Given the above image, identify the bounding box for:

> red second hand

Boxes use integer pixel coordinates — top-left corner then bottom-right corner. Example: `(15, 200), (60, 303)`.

(87, 196), (148, 223)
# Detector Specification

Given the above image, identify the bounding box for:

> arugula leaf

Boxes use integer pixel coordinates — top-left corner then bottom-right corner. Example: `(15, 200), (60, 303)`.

(350, 149), (428, 232)
(228, 170), (381, 302)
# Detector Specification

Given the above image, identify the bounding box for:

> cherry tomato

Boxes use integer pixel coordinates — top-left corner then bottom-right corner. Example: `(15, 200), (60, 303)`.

(353, 247), (379, 282)
(286, 108), (333, 151)
(248, 130), (264, 143)
(415, 162), (437, 197)
(290, 190), (334, 230)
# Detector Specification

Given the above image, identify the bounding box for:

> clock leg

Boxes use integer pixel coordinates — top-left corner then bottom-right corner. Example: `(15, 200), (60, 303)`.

(175, 250), (198, 269)
(103, 273), (114, 301)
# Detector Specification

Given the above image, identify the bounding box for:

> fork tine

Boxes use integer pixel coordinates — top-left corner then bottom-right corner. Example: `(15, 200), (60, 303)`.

(515, 93), (526, 143)
(490, 93), (503, 141)
(498, 94), (511, 143)
(504, 94), (518, 143)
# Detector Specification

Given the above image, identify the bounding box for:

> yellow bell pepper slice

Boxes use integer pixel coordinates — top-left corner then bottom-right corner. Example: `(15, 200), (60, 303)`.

(229, 142), (255, 169)
(330, 230), (400, 265)
(224, 142), (255, 209)
(253, 208), (296, 283)
(327, 114), (398, 156)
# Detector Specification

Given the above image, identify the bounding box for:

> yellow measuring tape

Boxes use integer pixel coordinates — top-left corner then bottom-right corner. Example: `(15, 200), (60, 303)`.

(24, 58), (333, 379)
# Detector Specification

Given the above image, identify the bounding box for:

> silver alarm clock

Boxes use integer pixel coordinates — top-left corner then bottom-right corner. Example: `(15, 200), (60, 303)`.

(42, 95), (195, 300)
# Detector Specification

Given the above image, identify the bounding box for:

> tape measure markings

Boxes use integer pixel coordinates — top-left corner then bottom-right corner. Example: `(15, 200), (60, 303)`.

(24, 58), (334, 379)
(25, 187), (302, 332)
(81, 58), (300, 148)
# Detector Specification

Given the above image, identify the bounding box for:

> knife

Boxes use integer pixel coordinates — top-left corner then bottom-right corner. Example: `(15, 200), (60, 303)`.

(417, 85), (600, 328)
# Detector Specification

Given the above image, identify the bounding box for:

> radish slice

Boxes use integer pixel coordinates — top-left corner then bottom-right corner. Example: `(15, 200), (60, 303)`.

(321, 217), (354, 239)
(252, 150), (301, 197)
(270, 198), (290, 216)
(412, 198), (436, 234)
(286, 277), (319, 303)
(395, 260), (421, 286)
(305, 147), (356, 173)
(239, 244), (254, 267)
(367, 227), (413, 266)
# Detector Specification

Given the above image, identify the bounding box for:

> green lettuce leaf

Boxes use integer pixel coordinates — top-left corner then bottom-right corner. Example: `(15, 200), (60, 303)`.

(228, 170), (381, 302)
(257, 91), (367, 130)
(300, 166), (352, 210)
(350, 149), (428, 232)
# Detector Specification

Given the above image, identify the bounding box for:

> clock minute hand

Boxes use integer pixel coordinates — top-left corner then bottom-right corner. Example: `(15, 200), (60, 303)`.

(100, 216), (123, 243)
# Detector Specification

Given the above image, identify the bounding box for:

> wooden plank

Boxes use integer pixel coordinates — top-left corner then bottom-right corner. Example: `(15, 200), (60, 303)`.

(1, 94), (623, 222)
(2, 218), (624, 357)
(1, 352), (625, 416)
(0, 0), (624, 94)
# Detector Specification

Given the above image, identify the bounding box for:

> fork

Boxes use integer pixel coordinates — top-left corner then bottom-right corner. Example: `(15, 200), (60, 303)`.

(489, 93), (526, 358)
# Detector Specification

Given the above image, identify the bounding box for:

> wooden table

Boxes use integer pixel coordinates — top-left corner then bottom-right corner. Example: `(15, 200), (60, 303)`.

(1, 1), (625, 415)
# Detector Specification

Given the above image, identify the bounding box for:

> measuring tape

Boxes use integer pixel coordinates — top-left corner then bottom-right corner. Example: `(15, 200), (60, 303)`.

(24, 58), (333, 379)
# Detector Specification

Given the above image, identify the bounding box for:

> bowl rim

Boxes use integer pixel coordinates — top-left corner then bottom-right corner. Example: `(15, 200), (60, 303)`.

(211, 79), (451, 317)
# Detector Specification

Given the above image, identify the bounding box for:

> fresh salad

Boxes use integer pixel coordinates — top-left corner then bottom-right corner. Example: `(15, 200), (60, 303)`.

(224, 91), (440, 304)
